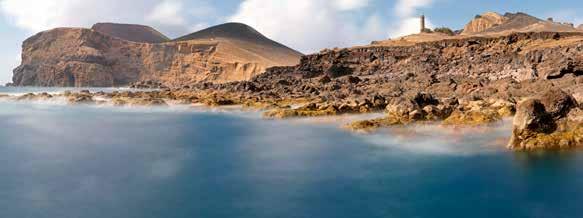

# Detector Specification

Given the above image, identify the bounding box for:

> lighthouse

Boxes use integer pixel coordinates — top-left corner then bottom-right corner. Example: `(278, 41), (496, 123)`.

(420, 15), (426, 33)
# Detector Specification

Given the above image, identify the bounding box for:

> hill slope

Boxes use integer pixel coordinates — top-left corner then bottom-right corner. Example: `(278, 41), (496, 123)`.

(372, 12), (583, 47)
(482, 12), (577, 34)
(174, 23), (302, 67)
(91, 23), (169, 43)
(12, 23), (302, 87)
(461, 12), (508, 35)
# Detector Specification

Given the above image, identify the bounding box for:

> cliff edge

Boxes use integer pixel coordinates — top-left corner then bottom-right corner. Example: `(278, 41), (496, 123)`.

(12, 23), (302, 87)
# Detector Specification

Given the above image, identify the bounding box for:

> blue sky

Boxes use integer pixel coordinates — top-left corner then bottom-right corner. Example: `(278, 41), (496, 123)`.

(0, 0), (582, 84)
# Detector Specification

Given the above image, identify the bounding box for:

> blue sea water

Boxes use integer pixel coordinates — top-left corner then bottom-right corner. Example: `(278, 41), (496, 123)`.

(1, 87), (583, 218)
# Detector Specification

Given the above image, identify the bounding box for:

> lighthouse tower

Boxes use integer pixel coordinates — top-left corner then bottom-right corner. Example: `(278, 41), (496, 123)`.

(420, 15), (426, 33)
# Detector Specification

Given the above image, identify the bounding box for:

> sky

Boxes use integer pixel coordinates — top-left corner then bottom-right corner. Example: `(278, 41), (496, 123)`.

(0, 0), (582, 85)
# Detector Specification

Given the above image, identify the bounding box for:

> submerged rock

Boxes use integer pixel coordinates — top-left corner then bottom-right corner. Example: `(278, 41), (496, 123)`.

(344, 116), (404, 132)
(15, 93), (54, 101)
(442, 109), (502, 126)
(67, 92), (94, 104)
(112, 97), (167, 106)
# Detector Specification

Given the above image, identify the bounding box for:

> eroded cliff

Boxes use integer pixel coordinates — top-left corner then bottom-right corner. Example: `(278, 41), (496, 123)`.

(12, 23), (302, 87)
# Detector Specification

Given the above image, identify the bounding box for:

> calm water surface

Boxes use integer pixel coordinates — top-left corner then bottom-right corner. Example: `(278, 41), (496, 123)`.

(1, 87), (582, 218)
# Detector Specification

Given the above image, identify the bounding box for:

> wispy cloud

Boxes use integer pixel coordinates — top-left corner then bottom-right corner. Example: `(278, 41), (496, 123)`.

(543, 9), (583, 26)
(0, 0), (208, 37)
(229, 0), (387, 53)
(389, 0), (435, 38)
(0, 0), (439, 57)
(146, 0), (187, 26)
(395, 0), (434, 17)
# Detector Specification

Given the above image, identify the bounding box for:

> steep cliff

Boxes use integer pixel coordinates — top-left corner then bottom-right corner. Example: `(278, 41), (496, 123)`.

(214, 32), (583, 103)
(294, 32), (583, 82)
(462, 12), (581, 36)
(461, 12), (507, 35)
(12, 23), (302, 87)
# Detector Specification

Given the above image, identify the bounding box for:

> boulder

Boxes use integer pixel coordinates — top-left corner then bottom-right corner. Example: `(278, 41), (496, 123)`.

(413, 92), (439, 108)
(539, 89), (577, 119)
(386, 97), (420, 119)
(508, 90), (581, 150)
(319, 75), (332, 84)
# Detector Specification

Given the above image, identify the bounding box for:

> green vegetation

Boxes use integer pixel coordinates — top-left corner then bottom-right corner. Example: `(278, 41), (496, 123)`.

(433, 27), (455, 36)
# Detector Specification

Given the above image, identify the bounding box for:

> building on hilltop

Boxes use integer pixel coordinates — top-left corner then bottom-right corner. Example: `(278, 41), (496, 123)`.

(420, 15), (426, 33)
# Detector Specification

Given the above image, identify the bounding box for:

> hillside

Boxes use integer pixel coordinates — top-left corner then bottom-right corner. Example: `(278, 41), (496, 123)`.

(174, 23), (302, 68)
(91, 23), (169, 43)
(461, 12), (508, 35)
(12, 23), (302, 87)
(372, 12), (583, 47)
(481, 12), (578, 34)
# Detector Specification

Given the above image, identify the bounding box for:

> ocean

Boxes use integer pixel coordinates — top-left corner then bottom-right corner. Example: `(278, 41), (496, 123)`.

(1, 87), (582, 218)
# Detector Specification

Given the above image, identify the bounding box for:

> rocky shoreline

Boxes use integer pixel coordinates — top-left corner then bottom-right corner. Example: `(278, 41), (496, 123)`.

(4, 31), (583, 151)
(1, 81), (581, 151)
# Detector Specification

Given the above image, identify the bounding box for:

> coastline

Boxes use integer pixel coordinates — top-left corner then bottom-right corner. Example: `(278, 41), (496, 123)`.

(1, 86), (580, 151)
(4, 31), (583, 152)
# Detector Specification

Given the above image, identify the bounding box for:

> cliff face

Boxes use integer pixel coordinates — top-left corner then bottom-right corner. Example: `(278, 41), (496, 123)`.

(462, 12), (582, 36)
(252, 32), (583, 87)
(461, 12), (507, 35)
(12, 23), (302, 87)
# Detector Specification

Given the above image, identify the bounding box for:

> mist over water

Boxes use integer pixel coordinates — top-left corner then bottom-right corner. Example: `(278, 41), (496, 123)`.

(1, 88), (583, 218)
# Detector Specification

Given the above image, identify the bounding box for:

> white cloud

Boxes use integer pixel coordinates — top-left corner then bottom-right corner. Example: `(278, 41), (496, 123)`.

(229, 0), (386, 53)
(388, 0), (435, 38)
(0, 0), (439, 59)
(395, 0), (433, 17)
(146, 0), (186, 26)
(230, 0), (438, 53)
(334, 0), (370, 11)
(390, 17), (434, 38)
(543, 9), (583, 27)
(0, 0), (204, 37)
(0, 0), (75, 32)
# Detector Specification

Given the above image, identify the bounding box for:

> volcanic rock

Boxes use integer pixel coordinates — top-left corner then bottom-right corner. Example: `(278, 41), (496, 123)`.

(508, 90), (581, 150)
(461, 12), (508, 35)
(12, 22), (302, 87)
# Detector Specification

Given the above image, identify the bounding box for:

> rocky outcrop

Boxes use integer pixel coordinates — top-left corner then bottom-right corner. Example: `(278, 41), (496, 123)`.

(508, 89), (582, 150)
(12, 23), (302, 87)
(462, 12), (582, 36)
(177, 31), (582, 136)
(461, 12), (508, 35)
(279, 32), (583, 83)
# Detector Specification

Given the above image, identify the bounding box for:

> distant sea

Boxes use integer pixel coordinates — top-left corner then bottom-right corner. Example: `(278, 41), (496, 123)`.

(1, 87), (582, 218)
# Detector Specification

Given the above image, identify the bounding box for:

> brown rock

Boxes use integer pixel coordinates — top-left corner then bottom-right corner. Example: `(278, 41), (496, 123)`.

(507, 98), (572, 150)
(12, 23), (302, 87)
(67, 93), (94, 104)
(461, 12), (508, 35)
(539, 89), (577, 119)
